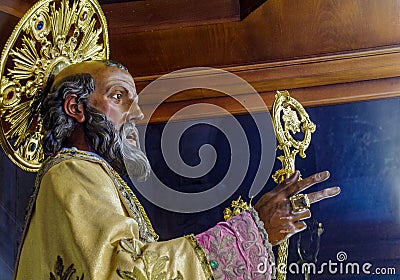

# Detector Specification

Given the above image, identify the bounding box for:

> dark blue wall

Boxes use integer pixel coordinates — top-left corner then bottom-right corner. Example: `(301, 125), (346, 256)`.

(0, 150), (35, 279)
(1, 97), (399, 279)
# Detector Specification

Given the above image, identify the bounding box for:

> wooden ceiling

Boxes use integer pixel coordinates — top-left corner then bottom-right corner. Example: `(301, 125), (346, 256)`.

(101, 0), (267, 33)
(1, 0), (400, 123)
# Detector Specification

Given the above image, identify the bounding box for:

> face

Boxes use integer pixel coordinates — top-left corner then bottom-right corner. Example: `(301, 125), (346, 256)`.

(52, 61), (150, 179)
(56, 61), (144, 146)
(87, 64), (143, 128)
(89, 64), (144, 147)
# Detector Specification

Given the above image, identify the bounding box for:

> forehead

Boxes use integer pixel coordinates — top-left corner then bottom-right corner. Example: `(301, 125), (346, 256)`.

(54, 61), (135, 89)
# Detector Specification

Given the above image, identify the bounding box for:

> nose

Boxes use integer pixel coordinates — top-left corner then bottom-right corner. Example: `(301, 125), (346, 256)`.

(126, 101), (144, 123)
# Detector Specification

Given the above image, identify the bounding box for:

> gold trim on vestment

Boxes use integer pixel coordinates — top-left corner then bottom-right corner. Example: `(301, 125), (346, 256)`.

(184, 234), (215, 280)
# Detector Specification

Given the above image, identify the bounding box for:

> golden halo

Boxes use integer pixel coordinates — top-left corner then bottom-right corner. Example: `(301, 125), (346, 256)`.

(0, 0), (109, 172)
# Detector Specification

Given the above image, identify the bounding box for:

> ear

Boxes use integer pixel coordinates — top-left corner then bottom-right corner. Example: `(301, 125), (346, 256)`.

(64, 94), (85, 123)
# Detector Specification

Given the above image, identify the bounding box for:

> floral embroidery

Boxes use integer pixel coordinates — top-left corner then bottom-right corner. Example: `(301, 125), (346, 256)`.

(117, 246), (183, 280)
(32, 150), (158, 245)
(50, 255), (84, 280)
(230, 213), (272, 279)
(196, 211), (273, 280)
(118, 238), (142, 261)
(247, 208), (275, 278)
(203, 228), (249, 279)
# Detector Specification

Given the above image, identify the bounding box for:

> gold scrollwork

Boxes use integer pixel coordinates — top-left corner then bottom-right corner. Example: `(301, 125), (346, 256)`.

(223, 196), (251, 221)
(117, 249), (184, 280)
(21, 121), (45, 163)
(271, 90), (316, 280)
(27, 5), (51, 42)
(1, 78), (22, 110)
(0, 0), (109, 171)
(272, 90), (316, 183)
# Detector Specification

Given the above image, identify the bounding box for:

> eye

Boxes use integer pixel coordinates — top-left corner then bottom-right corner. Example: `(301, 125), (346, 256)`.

(112, 92), (123, 100)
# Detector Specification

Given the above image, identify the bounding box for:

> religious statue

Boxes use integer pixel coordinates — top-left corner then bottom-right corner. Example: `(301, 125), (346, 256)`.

(0, 0), (340, 279)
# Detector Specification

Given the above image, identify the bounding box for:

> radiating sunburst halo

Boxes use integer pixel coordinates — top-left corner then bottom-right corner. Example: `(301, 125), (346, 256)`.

(0, 0), (109, 171)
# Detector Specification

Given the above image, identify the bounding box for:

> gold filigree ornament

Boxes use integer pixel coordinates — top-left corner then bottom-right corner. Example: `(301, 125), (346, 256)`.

(0, 0), (109, 171)
(223, 196), (251, 221)
(272, 90), (316, 184)
(271, 90), (316, 280)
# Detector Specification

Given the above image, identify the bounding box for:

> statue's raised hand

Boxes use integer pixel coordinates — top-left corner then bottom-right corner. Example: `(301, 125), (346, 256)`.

(254, 171), (340, 246)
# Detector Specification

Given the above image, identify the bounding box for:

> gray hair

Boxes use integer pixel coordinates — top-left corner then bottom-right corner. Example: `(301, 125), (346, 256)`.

(41, 62), (150, 179)
(41, 73), (93, 154)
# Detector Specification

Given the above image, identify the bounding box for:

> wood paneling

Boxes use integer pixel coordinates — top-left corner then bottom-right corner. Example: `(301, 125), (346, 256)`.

(102, 0), (247, 34)
(110, 0), (400, 77)
(239, 0), (267, 19)
(138, 76), (400, 124)
(135, 47), (400, 104)
(2, 0), (400, 78)
(134, 46), (400, 123)
(0, 0), (268, 33)
(0, 11), (18, 53)
(0, 0), (35, 18)
(102, 0), (239, 34)
(1, 0), (400, 123)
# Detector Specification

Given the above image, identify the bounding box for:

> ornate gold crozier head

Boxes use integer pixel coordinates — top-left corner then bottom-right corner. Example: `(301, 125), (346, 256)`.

(0, 0), (109, 172)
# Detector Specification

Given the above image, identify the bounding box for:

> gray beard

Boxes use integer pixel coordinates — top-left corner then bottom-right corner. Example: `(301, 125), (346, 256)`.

(120, 122), (151, 182)
(83, 106), (150, 181)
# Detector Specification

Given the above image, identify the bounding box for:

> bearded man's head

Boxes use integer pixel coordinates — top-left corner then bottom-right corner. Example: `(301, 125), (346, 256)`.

(41, 60), (150, 181)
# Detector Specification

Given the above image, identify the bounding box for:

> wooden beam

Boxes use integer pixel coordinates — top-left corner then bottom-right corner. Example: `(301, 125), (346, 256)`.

(102, 0), (241, 34)
(102, 0), (268, 34)
(138, 76), (400, 124)
(110, 0), (400, 78)
(0, 0), (35, 18)
(135, 46), (400, 124)
(1, 0), (268, 27)
(135, 47), (400, 104)
(239, 0), (266, 19)
(0, 11), (19, 50)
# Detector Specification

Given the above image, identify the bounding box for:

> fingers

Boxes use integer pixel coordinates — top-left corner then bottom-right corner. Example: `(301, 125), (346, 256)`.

(293, 209), (311, 221)
(280, 209), (311, 221)
(275, 171), (301, 192)
(271, 210), (311, 245)
(307, 186), (341, 204)
(259, 170), (339, 245)
(294, 221), (307, 233)
(285, 171), (331, 196)
(279, 221), (307, 242)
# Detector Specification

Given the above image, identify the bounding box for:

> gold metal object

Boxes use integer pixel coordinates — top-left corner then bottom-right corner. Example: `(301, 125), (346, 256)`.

(271, 90), (316, 280)
(290, 193), (310, 213)
(223, 196), (251, 221)
(0, 0), (109, 171)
